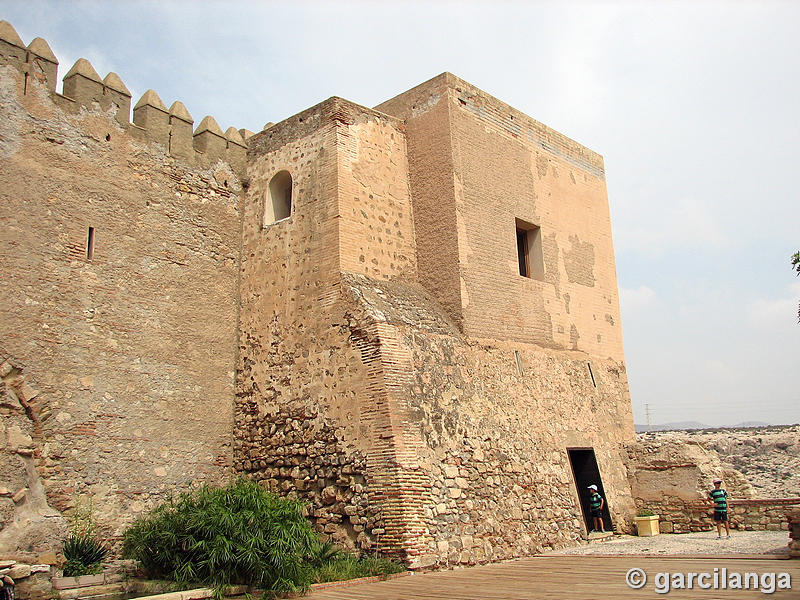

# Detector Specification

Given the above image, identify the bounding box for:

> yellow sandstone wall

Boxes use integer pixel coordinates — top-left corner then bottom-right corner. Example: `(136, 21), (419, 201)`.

(0, 23), (241, 554)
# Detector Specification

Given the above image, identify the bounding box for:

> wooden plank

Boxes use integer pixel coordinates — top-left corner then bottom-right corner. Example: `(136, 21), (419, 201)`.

(307, 557), (799, 599)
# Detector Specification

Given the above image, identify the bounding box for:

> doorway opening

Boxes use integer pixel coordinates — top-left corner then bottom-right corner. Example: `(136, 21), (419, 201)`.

(567, 447), (613, 534)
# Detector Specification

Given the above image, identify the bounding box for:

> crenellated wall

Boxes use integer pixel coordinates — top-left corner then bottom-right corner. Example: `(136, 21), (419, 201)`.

(0, 20), (243, 556)
(0, 21), (246, 176)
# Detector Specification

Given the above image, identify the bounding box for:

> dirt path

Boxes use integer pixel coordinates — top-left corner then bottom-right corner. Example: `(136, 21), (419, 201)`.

(547, 530), (790, 556)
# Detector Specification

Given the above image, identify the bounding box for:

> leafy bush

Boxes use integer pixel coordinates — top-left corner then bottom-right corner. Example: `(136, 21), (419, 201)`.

(121, 479), (318, 596)
(308, 540), (342, 568)
(637, 508), (656, 517)
(63, 534), (109, 576)
(313, 554), (405, 584)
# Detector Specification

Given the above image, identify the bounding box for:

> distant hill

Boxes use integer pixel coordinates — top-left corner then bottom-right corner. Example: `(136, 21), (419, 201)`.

(634, 421), (772, 433)
(733, 421), (773, 428)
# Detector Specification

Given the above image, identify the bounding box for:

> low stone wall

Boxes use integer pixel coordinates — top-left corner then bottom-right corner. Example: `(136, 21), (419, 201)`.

(788, 508), (800, 558)
(637, 498), (800, 534)
(0, 561), (53, 600)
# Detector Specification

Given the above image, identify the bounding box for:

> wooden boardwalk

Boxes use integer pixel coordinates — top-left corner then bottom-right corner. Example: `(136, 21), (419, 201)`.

(307, 556), (798, 599)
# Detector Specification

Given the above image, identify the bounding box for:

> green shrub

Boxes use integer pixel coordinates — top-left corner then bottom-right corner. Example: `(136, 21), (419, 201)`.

(121, 479), (318, 596)
(313, 554), (405, 584)
(308, 540), (342, 568)
(63, 534), (109, 576)
(637, 508), (656, 517)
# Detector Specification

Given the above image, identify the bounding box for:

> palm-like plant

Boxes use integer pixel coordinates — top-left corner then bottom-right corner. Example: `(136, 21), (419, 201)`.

(122, 479), (318, 595)
(63, 534), (109, 576)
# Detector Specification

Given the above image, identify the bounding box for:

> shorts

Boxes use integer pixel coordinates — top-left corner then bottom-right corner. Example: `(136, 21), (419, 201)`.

(591, 508), (603, 518)
(713, 510), (728, 522)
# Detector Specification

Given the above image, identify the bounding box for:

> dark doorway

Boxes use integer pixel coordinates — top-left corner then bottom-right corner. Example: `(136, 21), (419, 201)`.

(567, 448), (613, 533)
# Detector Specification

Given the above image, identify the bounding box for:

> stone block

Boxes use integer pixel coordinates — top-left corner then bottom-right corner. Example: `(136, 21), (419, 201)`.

(8, 564), (31, 579)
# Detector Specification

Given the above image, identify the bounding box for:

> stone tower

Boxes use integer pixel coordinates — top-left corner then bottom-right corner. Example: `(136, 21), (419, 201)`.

(0, 20), (634, 566)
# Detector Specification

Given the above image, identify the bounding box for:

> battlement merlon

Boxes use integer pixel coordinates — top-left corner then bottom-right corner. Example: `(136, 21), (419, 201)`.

(0, 21), (59, 92)
(0, 19), (246, 177)
(377, 71), (605, 178)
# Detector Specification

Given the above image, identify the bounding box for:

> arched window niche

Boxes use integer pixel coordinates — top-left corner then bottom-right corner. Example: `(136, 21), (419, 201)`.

(264, 170), (293, 227)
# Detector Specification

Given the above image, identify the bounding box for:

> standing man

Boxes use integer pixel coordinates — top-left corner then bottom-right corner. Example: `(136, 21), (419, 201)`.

(708, 478), (731, 539)
(588, 484), (605, 533)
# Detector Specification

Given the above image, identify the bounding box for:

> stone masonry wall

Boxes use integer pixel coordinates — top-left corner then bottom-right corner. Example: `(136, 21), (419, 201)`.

(634, 497), (800, 534)
(374, 74), (637, 565)
(627, 438), (799, 534)
(0, 57), (240, 551)
(237, 99), (442, 566)
(788, 508), (800, 558)
(236, 100), (384, 555)
(345, 275), (636, 567)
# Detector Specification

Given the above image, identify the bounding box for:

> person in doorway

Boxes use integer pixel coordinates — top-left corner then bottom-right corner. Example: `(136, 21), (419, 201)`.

(588, 484), (605, 533)
(708, 478), (731, 539)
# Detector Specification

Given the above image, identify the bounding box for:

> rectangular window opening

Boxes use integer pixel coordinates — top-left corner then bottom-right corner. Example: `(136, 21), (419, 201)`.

(516, 229), (529, 277)
(587, 362), (597, 387)
(515, 219), (544, 280)
(86, 227), (95, 260)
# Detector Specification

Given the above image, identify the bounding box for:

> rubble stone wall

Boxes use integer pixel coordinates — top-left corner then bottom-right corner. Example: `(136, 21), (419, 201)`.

(634, 498), (800, 534)
(625, 439), (798, 533)
(788, 508), (799, 558)
(236, 100), (406, 559)
(347, 277), (636, 566)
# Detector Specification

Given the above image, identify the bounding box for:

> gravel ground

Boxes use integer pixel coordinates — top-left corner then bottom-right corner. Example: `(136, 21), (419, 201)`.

(547, 531), (790, 556)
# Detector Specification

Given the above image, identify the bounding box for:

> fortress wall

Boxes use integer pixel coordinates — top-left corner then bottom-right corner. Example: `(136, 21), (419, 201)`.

(236, 100), (381, 553)
(379, 73), (625, 363)
(410, 338), (636, 564)
(0, 59), (241, 551)
(0, 21), (247, 178)
(336, 109), (417, 281)
(348, 278), (635, 567)
(376, 74), (636, 565)
(375, 77), (463, 326)
(447, 79), (625, 362)
(2, 17), (639, 566)
(237, 100), (438, 565)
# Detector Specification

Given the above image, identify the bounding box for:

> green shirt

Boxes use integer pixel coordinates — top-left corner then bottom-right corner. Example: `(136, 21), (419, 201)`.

(709, 488), (728, 511)
(589, 491), (603, 510)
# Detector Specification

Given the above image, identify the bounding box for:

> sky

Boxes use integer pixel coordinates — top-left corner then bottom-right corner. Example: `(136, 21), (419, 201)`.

(3, 0), (799, 427)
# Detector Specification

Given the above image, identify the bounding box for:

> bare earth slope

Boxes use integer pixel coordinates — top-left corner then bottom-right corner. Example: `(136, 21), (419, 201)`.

(637, 425), (800, 498)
